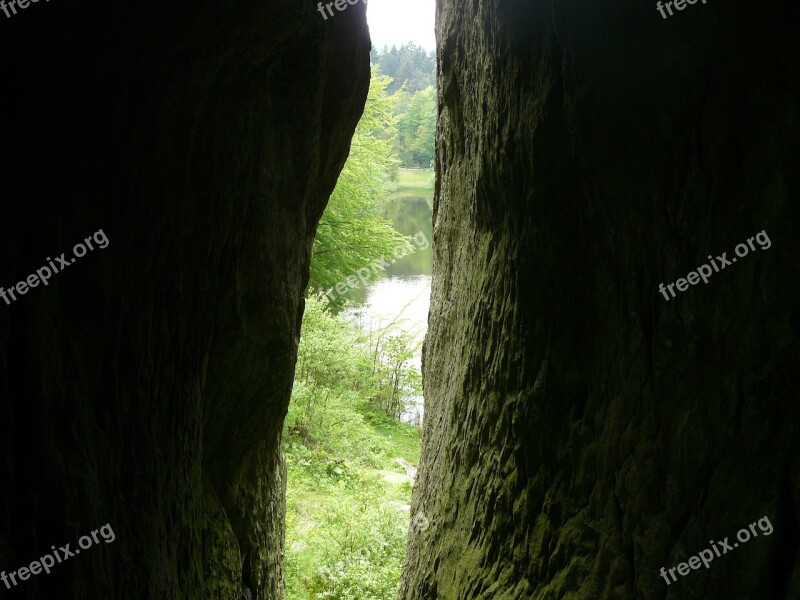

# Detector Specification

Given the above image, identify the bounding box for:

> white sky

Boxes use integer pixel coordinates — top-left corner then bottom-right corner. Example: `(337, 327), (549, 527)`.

(367, 0), (436, 52)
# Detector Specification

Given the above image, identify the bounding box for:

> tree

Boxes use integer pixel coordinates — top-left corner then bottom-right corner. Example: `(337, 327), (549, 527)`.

(394, 86), (436, 168)
(309, 67), (409, 310)
(372, 44), (436, 94)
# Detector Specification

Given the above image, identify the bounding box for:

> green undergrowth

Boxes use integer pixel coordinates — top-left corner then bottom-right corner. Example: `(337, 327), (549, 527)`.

(284, 296), (422, 600)
(284, 402), (421, 600)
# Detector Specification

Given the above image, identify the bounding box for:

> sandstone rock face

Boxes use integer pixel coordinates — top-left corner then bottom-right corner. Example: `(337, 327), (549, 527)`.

(0, 2), (369, 598)
(401, 0), (800, 598)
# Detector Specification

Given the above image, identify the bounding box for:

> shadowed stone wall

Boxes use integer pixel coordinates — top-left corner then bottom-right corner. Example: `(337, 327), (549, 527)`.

(0, 1), (369, 598)
(401, 0), (800, 598)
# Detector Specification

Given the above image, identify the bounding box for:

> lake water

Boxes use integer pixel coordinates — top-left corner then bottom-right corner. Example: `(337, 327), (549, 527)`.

(349, 188), (433, 425)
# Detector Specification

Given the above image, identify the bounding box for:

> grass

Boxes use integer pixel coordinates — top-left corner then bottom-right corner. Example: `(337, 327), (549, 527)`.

(383, 169), (435, 212)
(356, 402), (421, 466)
(284, 397), (421, 600)
(393, 168), (435, 194)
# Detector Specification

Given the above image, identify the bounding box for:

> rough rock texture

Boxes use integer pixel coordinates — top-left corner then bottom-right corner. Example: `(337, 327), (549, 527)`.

(401, 0), (800, 598)
(0, 2), (369, 598)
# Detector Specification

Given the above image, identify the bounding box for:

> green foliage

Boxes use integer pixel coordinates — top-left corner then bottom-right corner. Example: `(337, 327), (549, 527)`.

(285, 296), (423, 600)
(394, 86), (436, 169)
(371, 44), (436, 94)
(286, 474), (409, 600)
(289, 296), (421, 443)
(370, 44), (437, 169)
(367, 329), (422, 420)
(291, 54), (433, 600)
(309, 68), (409, 310)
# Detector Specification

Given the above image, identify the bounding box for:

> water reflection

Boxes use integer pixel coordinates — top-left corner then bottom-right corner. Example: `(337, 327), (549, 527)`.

(349, 276), (430, 426)
(382, 195), (433, 277)
(348, 190), (433, 425)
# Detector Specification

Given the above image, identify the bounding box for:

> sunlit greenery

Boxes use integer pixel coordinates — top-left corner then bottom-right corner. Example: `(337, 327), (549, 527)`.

(370, 44), (437, 169)
(393, 86), (436, 169)
(287, 51), (435, 599)
(285, 297), (421, 599)
(309, 68), (409, 311)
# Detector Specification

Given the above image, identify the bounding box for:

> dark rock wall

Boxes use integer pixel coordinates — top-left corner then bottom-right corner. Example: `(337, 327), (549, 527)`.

(0, 2), (369, 598)
(402, 0), (800, 598)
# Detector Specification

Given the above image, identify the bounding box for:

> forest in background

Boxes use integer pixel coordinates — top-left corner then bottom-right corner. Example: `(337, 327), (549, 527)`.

(371, 44), (436, 170)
